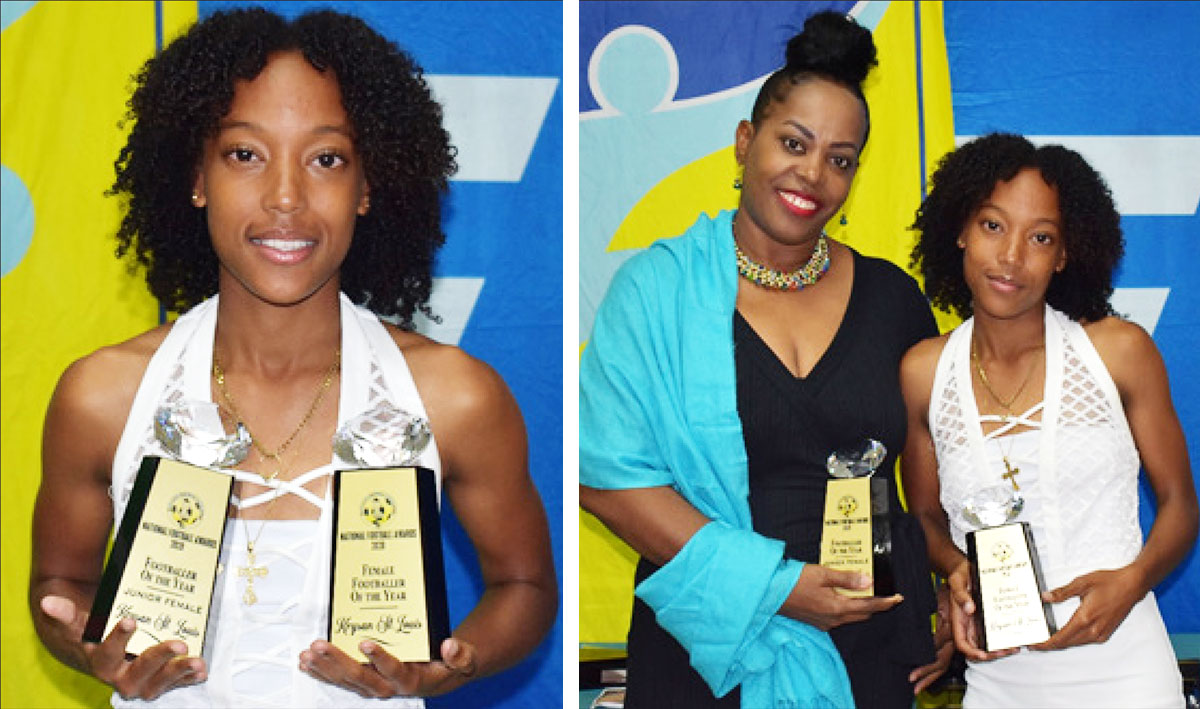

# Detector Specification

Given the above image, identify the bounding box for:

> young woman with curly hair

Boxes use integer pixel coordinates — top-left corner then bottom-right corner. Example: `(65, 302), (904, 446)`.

(29, 8), (556, 707)
(901, 133), (1195, 707)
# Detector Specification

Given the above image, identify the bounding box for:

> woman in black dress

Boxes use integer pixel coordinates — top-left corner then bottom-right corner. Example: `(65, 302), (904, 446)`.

(581, 11), (950, 708)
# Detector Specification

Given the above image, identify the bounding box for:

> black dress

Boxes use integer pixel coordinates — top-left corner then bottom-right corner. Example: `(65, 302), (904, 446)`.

(624, 251), (938, 709)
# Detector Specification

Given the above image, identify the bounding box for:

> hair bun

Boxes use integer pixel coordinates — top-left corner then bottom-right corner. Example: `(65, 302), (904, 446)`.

(784, 10), (877, 86)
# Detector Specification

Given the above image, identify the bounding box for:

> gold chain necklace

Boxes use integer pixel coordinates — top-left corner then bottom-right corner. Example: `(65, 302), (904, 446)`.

(970, 339), (1040, 416)
(212, 348), (340, 605)
(212, 349), (341, 481)
(972, 338), (1041, 492)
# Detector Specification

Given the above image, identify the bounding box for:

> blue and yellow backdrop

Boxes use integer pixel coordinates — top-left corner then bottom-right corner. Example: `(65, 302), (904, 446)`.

(1, 2), (562, 707)
(579, 0), (1199, 661)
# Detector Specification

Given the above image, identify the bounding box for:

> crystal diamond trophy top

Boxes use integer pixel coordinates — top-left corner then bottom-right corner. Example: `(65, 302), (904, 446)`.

(332, 402), (431, 469)
(818, 439), (894, 597)
(154, 400), (251, 469)
(963, 484), (1055, 651)
(328, 402), (449, 662)
(85, 400), (241, 658)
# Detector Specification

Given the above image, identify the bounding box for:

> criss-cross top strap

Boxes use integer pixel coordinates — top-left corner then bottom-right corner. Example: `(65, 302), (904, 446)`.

(979, 401), (1045, 439)
(230, 466), (332, 511)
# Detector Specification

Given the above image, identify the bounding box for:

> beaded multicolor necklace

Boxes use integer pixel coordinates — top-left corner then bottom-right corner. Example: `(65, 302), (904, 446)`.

(734, 230), (831, 291)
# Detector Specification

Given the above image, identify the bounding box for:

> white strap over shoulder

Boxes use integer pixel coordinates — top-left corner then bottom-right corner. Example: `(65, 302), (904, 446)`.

(341, 294), (443, 485)
(110, 297), (219, 518)
(929, 316), (972, 452)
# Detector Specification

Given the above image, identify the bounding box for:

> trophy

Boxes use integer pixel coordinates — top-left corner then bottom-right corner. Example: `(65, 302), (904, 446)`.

(153, 400), (251, 469)
(818, 438), (894, 597)
(962, 485), (1055, 651)
(328, 402), (450, 663)
(84, 400), (243, 657)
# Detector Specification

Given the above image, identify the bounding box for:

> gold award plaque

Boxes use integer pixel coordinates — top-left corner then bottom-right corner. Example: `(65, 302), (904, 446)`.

(967, 522), (1055, 651)
(329, 467), (448, 663)
(819, 476), (874, 597)
(84, 457), (233, 657)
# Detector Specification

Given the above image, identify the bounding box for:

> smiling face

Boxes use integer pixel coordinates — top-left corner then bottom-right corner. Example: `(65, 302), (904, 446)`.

(192, 50), (369, 308)
(960, 167), (1067, 320)
(734, 77), (865, 248)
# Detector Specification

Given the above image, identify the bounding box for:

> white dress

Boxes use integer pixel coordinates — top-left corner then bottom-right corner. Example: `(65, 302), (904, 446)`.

(929, 305), (1182, 708)
(108, 293), (440, 708)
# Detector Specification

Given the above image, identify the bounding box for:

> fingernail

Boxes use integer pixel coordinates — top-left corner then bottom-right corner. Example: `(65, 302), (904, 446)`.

(119, 618), (135, 632)
(170, 642), (187, 655)
(361, 642), (375, 655)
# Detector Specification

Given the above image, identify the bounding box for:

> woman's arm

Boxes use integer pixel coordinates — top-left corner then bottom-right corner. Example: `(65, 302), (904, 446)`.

(899, 338), (962, 577)
(427, 348), (558, 679)
(31, 341), (205, 699)
(900, 338), (1012, 661)
(581, 481), (902, 630)
(1034, 318), (1198, 650)
(579, 485), (707, 567)
(302, 337), (557, 697)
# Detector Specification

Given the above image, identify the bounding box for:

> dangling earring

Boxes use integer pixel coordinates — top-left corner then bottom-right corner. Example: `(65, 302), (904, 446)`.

(839, 213), (848, 226)
(733, 176), (743, 190)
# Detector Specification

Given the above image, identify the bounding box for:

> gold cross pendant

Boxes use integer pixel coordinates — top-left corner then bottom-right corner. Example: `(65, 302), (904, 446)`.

(238, 545), (268, 605)
(1001, 457), (1021, 491)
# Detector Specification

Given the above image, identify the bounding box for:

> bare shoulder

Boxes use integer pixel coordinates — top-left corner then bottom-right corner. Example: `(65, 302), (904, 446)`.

(382, 324), (518, 422)
(901, 332), (952, 379)
(1082, 315), (1163, 391)
(54, 325), (168, 410)
(45, 323), (173, 483)
(900, 332), (951, 411)
(1082, 315), (1156, 359)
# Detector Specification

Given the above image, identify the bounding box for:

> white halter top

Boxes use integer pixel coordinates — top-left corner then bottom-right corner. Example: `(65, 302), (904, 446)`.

(929, 305), (1143, 590)
(109, 293), (439, 708)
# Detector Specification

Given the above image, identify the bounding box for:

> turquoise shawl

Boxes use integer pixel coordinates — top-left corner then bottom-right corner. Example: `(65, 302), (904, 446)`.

(580, 210), (855, 708)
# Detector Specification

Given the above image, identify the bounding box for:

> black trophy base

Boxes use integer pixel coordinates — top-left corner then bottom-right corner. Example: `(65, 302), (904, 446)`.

(872, 551), (895, 597)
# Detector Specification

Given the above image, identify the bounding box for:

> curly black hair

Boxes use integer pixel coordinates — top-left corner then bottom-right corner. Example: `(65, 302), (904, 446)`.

(911, 133), (1123, 322)
(110, 7), (457, 327)
(750, 11), (877, 145)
